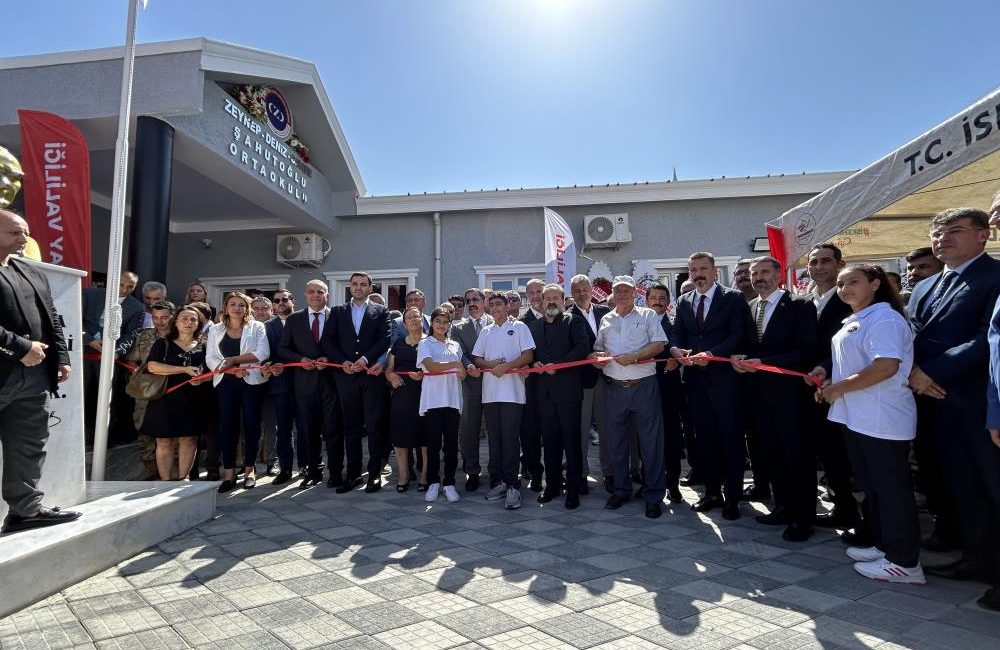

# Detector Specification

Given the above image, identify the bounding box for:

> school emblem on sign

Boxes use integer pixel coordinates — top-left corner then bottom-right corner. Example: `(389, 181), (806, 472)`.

(263, 87), (293, 140)
(795, 213), (817, 246)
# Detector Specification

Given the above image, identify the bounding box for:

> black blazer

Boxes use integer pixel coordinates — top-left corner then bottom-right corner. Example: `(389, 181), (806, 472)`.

(570, 303), (611, 389)
(747, 292), (818, 384)
(81, 287), (144, 357)
(907, 254), (1000, 407)
(321, 301), (391, 373)
(816, 291), (852, 373)
(277, 308), (334, 394)
(527, 312), (591, 402)
(670, 284), (752, 390)
(264, 316), (293, 395)
(0, 258), (70, 394)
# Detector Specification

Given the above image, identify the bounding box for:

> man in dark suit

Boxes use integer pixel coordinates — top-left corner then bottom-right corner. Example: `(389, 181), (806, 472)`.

(645, 282), (685, 503)
(0, 209), (79, 533)
(670, 251), (753, 520)
(452, 288), (493, 492)
(570, 275), (614, 494)
(517, 279), (545, 491)
(908, 207), (1000, 595)
(985, 193), (1000, 612)
(734, 257), (818, 541)
(527, 284), (591, 508)
(262, 289), (301, 485)
(805, 243), (862, 535)
(278, 280), (341, 489)
(321, 271), (391, 493)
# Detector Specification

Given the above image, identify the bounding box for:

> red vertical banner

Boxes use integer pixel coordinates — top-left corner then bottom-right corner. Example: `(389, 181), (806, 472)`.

(18, 109), (91, 285)
(766, 223), (787, 274)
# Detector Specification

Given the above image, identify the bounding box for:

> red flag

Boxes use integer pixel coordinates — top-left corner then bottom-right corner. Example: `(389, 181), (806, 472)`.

(18, 109), (91, 285)
(766, 223), (787, 274)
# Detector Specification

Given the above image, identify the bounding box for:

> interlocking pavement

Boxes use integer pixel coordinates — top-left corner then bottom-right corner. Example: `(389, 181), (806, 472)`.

(3, 443), (1000, 649)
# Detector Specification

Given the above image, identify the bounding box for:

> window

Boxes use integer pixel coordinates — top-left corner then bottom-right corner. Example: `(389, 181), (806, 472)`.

(325, 268), (419, 311)
(637, 257), (741, 299)
(199, 274), (291, 309)
(474, 264), (546, 296)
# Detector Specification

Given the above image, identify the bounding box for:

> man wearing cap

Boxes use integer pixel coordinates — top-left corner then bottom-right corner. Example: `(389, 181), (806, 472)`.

(589, 275), (668, 518)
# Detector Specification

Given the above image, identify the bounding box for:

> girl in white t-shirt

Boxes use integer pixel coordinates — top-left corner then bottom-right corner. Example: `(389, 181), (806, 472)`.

(812, 264), (924, 584)
(417, 308), (466, 504)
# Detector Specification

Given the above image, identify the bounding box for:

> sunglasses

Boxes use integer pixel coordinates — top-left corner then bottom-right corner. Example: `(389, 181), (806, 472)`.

(273, 297), (293, 303)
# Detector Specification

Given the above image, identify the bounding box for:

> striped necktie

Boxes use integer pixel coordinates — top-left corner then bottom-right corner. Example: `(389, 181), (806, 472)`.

(755, 300), (767, 341)
(927, 271), (957, 317)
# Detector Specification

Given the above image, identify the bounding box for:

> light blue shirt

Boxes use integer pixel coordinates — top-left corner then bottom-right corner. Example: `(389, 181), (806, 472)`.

(350, 299), (369, 334)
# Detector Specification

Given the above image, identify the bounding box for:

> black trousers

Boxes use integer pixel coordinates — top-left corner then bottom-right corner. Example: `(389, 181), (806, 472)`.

(814, 401), (859, 521)
(425, 407), (460, 486)
(297, 379), (342, 479)
(485, 402), (523, 487)
(842, 425), (920, 568)
(687, 380), (744, 501)
(0, 366), (50, 516)
(335, 373), (386, 480)
(216, 378), (265, 470)
(741, 376), (769, 490)
(538, 398), (583, 495)
(915, 398), (958, 538)
(461, 384), (484, 477)
(657, 371), (685, 488)
(752, 385), (815, 526)
(519, 382), (543, 482)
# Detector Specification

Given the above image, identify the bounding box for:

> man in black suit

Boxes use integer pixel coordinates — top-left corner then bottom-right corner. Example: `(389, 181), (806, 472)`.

(278, 280), (341, 489)
(452, 288), (493, 492)
(0, 209), (79, 533)
(262, 289), (301, 485)
(805, 243), (862, 535)
(527, 284), (591, 508)
(645, 282), (685, 503)
(907, 207), (1000, 588)
(517, 279), (545, 491)
(734, 257), (818, 541)
(321, 271), (391, 493)
(670, 251), (752, 520)
(569, 274), (616, 494)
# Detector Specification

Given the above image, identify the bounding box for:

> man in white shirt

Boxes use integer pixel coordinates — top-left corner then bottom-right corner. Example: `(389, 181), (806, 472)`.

(589, 275), (668, 518)
(472, 292), (534, 510)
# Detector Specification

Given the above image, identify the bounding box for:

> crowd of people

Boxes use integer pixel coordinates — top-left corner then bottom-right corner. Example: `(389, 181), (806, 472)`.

(6, 196), (995, 612)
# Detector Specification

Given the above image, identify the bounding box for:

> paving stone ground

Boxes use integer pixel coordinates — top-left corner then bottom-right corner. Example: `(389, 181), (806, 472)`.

(4, 441), (1000, 649)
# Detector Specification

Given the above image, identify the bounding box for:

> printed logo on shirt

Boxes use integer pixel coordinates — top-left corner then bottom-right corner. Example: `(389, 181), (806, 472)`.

(845, 323), (860, 333)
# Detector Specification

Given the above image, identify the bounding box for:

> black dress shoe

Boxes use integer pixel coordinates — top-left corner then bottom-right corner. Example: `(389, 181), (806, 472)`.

(298, 476), (316, 489)
(603, 476), (615, 494)
(605, 494), (628, 510)
(538, 490), (560, 504)
(741, 484), (772, 502)
(565, 493), (580, 510)
(365, 479), (382, 494)
(272, 470), (292, 486)
(465, 475), (480, 492)
(755, 510), (791, 526)
(579, 482), (589, 496)
(782, 522), (814, 542)
(722, 502), (740, 521)
(1, 506), (82, 533)
(924, 559), (990, 582)
(679, 471), (703, 487)
(336, 477), (363, 494)
(668, 486), (684, 503)
(529, 478), (543, 493)
(814, 511), (856, 529)
(691, 495), (724, 512)
(218, 480), (236, 494)
(977, 586), (1000, 612)
(645, 502), (663, 519)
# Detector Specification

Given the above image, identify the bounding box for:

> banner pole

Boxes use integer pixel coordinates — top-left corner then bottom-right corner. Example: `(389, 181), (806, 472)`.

(91, 0), (140, 481)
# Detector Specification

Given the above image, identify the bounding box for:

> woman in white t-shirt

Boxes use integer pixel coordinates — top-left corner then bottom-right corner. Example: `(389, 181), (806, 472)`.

(417, 307), (466, 504)
(812, 264), (924, 584)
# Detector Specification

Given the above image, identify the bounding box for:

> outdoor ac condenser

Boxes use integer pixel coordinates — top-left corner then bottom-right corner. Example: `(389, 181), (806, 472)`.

(275, 233), (329, 267)
(584, 213), (631, 248)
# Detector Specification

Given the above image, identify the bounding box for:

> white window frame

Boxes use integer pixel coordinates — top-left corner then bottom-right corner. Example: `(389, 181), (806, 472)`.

(473, 263), (546, 293)
(637, 256), (742, 294)
(199, 273), (291, 308)
(324, 268), (420, 306)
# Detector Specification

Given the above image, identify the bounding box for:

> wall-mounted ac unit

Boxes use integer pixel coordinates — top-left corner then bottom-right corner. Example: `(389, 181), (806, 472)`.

(276, 233), (330, 267)
(584, 213), (631, 248)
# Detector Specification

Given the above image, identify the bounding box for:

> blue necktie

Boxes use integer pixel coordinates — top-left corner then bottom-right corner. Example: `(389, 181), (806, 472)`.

(927, 271), (957, 317)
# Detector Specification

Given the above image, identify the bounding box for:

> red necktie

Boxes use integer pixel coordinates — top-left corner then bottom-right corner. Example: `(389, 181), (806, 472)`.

(311, 312), (320, 343)
(696, 294), (706, 329)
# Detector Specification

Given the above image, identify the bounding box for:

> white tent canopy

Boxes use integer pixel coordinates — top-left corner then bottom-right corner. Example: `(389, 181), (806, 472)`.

(769, 87), (1000, 267)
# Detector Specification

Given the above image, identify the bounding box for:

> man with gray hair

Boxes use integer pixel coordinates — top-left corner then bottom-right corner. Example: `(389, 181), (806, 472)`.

(140, 281), (168, 329)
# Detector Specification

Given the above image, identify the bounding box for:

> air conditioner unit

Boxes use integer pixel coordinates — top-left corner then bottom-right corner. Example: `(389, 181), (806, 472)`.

(276, 233), (330, 267)
(584, 213), (631, 248)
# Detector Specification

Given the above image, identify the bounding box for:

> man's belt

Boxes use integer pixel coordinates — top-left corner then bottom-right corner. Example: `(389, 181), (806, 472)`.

(607, 377), (646, 388)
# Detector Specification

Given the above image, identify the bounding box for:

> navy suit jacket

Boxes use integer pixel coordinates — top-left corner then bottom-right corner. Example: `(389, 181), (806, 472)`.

(527, 312), (591, 402)
(321, 300), (391, 374)
(277, 308), (334, 395)
(908, 253), (1000, 409)
(264, 316), (293, 395)
(570, 303), (611, 389)
(670, 284), (752, 391)
(82, 288), (144, 357)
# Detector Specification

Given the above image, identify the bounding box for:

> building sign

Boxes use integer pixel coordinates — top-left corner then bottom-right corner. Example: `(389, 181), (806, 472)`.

(263, 87), (293, 140)
(224, 97), (308, 204)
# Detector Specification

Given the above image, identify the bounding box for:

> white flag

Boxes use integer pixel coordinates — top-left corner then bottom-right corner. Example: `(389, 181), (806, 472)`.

(543, 207), (576, 296)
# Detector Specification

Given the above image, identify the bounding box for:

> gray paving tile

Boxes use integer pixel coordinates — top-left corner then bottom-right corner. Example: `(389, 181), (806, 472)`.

(335, 600), (424, 634)
(718, 597), (813, 627)
(373, 620), (470, 649)
(533, 611), (629, 648)
(242, 598), (327, 628)
(435, 604), (523, 640)
(478, 626), (576, 649)
(634, 618), (743, 650)
(307, 585), (386, 613)
(683, 606), (782, 642)
(544, 560), (618, 582)
(896, 619), (1000, 650)
(535, 584), (619, 612)
(148, 593), (238, 625)
(447, 577), (526, 604)
(94, 626), (187, 649)
(0, 603), (93, 650)
(362, 573), (440, 599)
(858, 589), (954, 619)
(271, 613), (363, 649)
(763, 584), (851, 614)
(824, 600), (925, 635)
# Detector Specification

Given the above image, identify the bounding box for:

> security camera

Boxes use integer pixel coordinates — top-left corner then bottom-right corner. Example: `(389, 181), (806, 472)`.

(201, 238), (213, 249)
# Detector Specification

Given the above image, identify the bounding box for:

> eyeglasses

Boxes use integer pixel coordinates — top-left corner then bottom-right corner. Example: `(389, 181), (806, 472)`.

(929, 226), (986, 240)
(273, 297), (293, 303)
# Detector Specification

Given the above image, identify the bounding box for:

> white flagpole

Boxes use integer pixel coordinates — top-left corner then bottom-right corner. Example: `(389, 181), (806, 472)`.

(91, 0), (141, 480)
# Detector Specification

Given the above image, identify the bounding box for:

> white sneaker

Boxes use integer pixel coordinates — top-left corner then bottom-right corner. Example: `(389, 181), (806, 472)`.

(853, 558), (926, 584)
(444, 485), (461, 503)
(846, 546), (885, 562)
(425, 483), (440, 502)
(505, 487), (522, 510)
(485, 482), (507, 501)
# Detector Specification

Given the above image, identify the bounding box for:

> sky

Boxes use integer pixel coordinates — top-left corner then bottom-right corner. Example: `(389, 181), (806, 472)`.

(3, 1), (999, 196)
